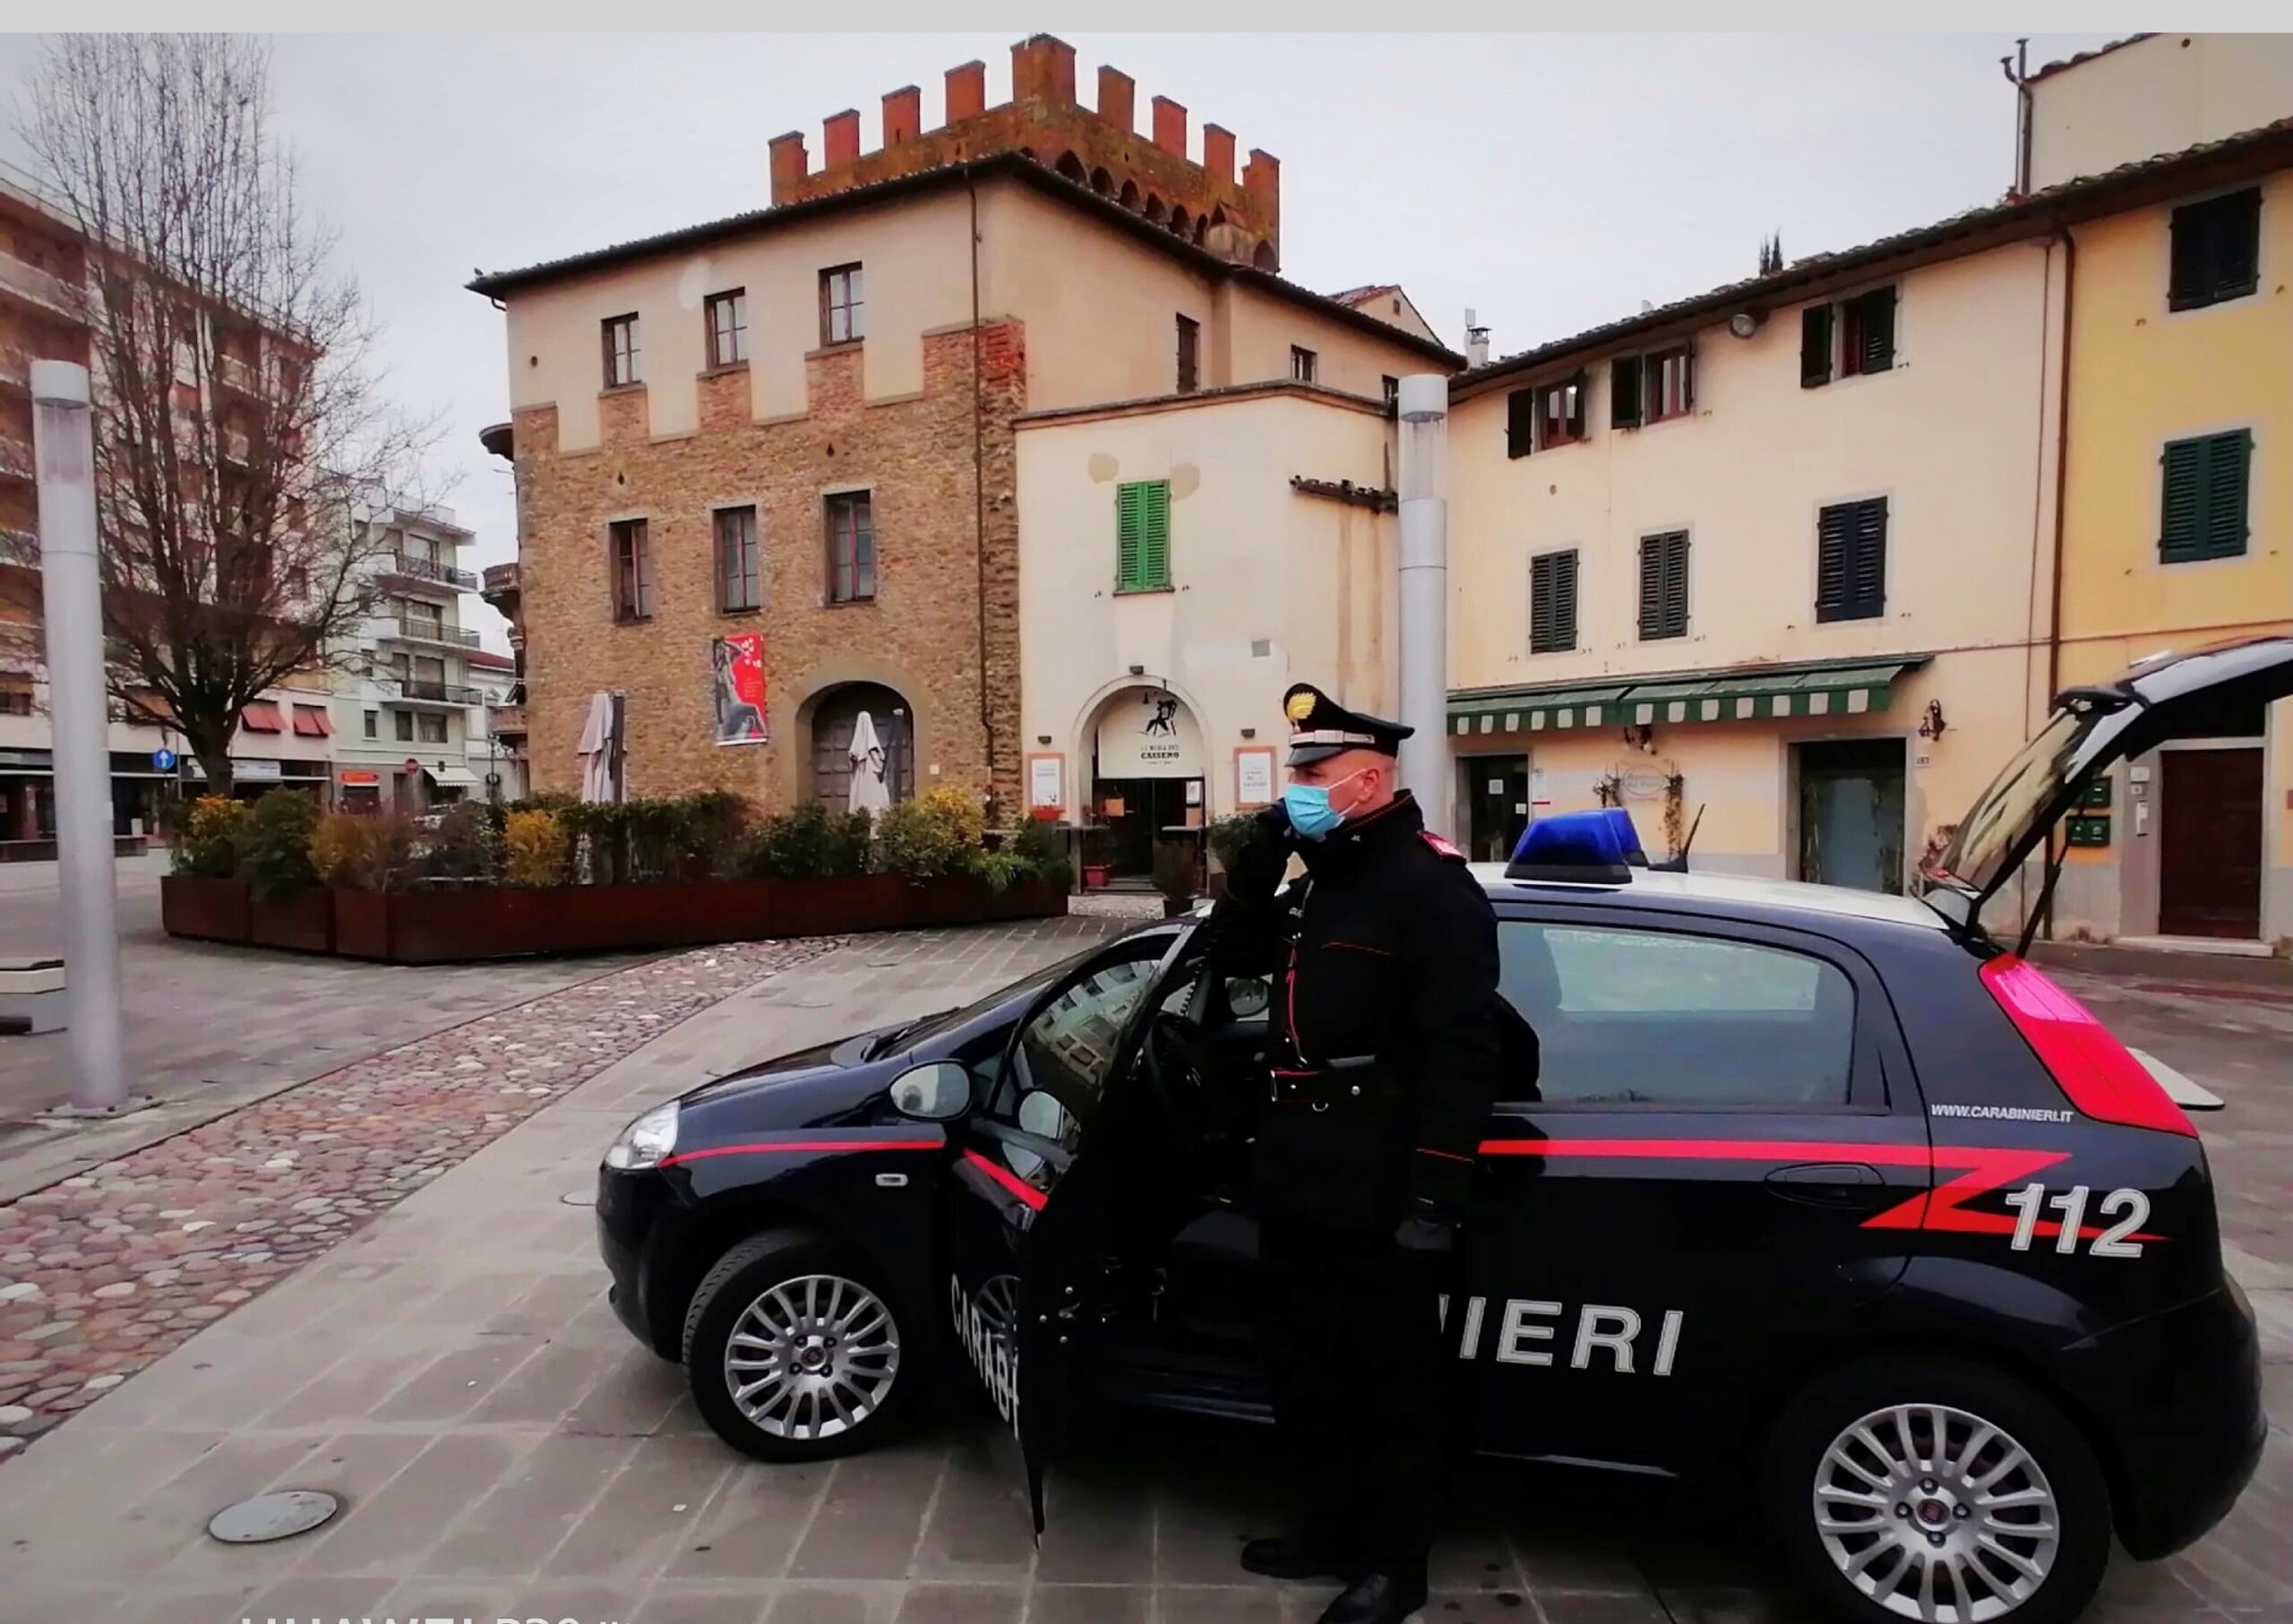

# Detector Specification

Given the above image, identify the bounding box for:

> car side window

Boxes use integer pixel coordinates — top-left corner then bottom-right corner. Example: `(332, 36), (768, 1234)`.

(1498, 922), (1855, 1106)
(1000, 946), (1167, 1147)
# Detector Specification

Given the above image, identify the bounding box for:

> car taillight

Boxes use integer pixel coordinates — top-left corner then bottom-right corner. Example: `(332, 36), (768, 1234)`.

(1980, 954), (2196, 1137)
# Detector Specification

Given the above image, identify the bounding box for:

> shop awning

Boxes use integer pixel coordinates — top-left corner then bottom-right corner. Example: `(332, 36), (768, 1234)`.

(239, 700), (284, 733)
(1449, 657), (1928, 737)
(291, 705), (332, 737)
(425, 762), (480, 786)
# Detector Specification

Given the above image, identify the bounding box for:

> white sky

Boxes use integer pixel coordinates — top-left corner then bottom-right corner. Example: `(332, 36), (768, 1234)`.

(0, 31), (2122, 651)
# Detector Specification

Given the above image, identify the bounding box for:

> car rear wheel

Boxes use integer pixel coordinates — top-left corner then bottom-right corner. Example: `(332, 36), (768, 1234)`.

(681, 1231), (913, 1464)
(1761, 1356), (2111, 1624)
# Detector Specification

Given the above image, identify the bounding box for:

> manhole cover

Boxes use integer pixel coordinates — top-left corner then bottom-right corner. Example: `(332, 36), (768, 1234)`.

(206, 1489), (340, 1544)
(561, 1190), (595, 1207)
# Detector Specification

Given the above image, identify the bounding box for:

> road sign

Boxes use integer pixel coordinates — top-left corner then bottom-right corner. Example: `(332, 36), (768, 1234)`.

(404, 757), (422, 776)
(151, 747), (177, 771)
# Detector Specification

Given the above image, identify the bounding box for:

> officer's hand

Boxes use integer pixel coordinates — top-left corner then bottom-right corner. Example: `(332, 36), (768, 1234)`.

(1392, 1211), (1456, 1263)
(1222, 803), (1295, 903)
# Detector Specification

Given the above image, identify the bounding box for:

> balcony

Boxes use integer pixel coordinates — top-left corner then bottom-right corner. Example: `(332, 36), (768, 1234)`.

(381, 676), (484, 707)
(0, 435), (31, 485)
(381, 552), (477, 592)
(481, 561), (519, 597)
(0, 253), (78, 321)
(488, 701), (527, 736)
(386, 615), (481, 649)
(217, 353), (261, 397)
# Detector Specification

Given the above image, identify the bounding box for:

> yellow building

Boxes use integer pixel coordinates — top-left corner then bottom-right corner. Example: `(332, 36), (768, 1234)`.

(1444, 117), (2293, 912)
(2033, 51), (2293, 945)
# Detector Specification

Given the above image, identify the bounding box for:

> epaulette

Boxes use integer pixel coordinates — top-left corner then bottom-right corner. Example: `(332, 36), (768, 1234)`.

(1418, 830), (1466, 863)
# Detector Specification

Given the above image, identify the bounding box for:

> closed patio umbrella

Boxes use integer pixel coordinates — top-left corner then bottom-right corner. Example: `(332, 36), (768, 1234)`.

(578, 691), (617, 803)
(847, 709), (891, 815)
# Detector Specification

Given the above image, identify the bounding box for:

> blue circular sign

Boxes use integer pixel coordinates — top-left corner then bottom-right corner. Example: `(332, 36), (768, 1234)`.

(151, 748), (178, 771)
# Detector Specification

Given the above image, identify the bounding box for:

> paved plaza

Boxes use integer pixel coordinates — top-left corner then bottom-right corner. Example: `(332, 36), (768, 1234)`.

(0, 912), (2284, 1623)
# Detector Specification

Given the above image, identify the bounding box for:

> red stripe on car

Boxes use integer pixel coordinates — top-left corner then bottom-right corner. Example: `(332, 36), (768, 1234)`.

(963, 1148), (1049, 1212)
(660, 1134), (943, 1168)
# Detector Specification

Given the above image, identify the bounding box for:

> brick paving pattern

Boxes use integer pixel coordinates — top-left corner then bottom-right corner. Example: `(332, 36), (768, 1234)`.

(0, 933), (843, 1456)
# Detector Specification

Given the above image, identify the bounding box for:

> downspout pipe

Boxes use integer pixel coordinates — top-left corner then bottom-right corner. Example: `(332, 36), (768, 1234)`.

(968, 176), (995, 799)
(1395, 375), (1452, 839)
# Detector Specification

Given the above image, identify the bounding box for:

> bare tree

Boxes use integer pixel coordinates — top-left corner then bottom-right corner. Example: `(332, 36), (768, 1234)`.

(20, 35), (438, 795)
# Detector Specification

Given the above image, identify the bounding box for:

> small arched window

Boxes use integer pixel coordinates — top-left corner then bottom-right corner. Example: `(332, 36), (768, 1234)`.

(1088, 167), (1113, 195)
(1118, 178), (1139, 210)
(1252, 239), (1279, 272)
(1143, 194), (1166, 224)
(1169, 206), (1191, 238)
(1055, 151), (1086, 185)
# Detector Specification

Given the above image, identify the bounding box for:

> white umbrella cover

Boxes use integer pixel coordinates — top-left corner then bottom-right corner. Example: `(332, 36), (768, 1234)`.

(847, 709), (892, 815)
(578, 691), (615, 803)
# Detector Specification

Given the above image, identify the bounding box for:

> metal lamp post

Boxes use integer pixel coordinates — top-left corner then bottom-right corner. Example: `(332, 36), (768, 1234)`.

(1395, 374), (1453, 841)
(31, 359), (127, 1113)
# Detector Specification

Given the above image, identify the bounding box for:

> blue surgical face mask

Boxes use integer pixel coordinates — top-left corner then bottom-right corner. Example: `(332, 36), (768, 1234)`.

(1283, 769), (1369, 841)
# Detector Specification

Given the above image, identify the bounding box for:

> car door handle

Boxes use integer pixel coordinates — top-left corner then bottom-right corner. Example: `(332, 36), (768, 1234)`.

(1765, 1162), (1888, 1210)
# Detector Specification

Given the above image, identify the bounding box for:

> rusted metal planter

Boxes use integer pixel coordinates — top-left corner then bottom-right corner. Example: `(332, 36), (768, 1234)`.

(248, 889), (334, 954)
(159, 876), (252, 944)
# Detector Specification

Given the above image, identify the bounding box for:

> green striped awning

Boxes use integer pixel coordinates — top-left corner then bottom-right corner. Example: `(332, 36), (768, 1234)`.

(1448, 657), (1927, 738)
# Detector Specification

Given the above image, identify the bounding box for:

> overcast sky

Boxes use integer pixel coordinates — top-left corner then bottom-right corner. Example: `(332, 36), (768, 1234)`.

(0, 31), (2120, 650)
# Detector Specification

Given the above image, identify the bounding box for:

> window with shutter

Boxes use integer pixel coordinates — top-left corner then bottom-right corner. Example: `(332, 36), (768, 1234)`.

(2168, 189), (2262, 312)
(1116, 480), (1172, 591)
(1800, 305), (1834, 388)
(1507, 388), (1534, 459)
(1531, 549), (1578, 654)
(1638, 530), (1689, 640)
(1815, 498), (1885, 622)
(1842, 288), (1896, 376)
(1612, 356), (1644, 429)
(2159, 430), (2253, 563)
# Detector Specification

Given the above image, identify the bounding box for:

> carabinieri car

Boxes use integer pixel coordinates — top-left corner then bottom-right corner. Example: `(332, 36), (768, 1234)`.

(596, 638), (2283, 1624)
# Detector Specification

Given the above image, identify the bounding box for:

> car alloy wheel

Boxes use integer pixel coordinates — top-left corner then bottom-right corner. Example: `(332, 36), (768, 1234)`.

(722, 1272), (901, 1442)
(1812, 1402), (2059, 1622)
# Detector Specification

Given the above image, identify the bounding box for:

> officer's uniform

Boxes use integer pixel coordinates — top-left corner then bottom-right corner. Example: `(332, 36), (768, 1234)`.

(1210, 685), (1535, 1594)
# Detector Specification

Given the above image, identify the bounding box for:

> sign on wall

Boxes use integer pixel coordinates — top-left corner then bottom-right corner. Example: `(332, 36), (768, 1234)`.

(711, 633), (767, 746)
(1234, 745), (1276, 808)
(1027, 752), (1065, 820)
(1095, 688), (1203, 778)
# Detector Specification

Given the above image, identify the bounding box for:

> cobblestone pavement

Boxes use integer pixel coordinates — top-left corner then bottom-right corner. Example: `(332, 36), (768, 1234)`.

(0, 933), (848, 1455)
(0, 932), (2280, 1624)
(0, 853), (650, 1199)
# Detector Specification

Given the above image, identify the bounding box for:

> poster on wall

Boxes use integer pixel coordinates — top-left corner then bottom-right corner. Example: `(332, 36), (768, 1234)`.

(1027, 753), (1064, 818)
(710, 633), (768, 746)
(1235, 746), (1275, 807)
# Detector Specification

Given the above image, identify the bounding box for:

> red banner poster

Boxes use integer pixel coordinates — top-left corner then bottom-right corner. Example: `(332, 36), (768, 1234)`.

(710, 632), (767, 746)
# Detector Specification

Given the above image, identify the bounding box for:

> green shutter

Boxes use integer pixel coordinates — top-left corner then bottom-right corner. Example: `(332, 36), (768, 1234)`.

(2160, 433), (2250, 563)
(1116, 480), (1171, 590)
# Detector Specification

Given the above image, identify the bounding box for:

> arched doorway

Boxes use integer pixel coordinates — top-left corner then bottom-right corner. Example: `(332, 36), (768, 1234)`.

(810, 683), (915, 812)
(1085, 684), (1207, 879)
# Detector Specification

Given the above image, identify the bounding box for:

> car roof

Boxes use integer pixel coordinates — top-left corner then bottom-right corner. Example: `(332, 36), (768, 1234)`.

(1467, 862), (1950, 933)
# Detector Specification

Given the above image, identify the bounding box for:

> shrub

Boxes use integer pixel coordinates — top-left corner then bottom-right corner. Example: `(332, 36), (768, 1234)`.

(680, 789), (755, 879)
(743, 803), (872, 881)
(502, 808), (569, 888)
(1207, 812), (1260, 876)
(309, 810), (417, 891)
(963, 849), (1036, 895)
(173, 795), (248, 878)
(1009, 816), (1074, 891)
(235, 790), (320, 900)
(422, 800), (499, 882)
(874, 786), (985, 881)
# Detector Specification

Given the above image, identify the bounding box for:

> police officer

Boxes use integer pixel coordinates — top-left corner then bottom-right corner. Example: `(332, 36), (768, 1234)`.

(1211, 683), (1535, 1624)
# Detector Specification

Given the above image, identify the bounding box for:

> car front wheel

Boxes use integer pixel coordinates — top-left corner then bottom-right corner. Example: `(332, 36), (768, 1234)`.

(681, 1231), (913, 1464)
(1761, 1355), (2112, 1624)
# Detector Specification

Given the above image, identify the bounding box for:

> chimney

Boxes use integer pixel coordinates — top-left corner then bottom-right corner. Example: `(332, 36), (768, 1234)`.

(1097, 65), (1135, 133)
(768, 131), (809, 202)
(1151, 96), (1188, 158)
(1011, 34), (1077, 107)
(946, 60), (986, 124)
(882, 85), (921, 146)
(1464, 308), (1490, 368)
(1243, 148), (1281, 235)
(823, 109), (861, 169)
(1201, 124), (1235, 185)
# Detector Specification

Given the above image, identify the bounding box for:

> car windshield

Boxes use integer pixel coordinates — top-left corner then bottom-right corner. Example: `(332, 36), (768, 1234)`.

(1929, 705), (2093, 895)
(872, 932), (1177, 1056)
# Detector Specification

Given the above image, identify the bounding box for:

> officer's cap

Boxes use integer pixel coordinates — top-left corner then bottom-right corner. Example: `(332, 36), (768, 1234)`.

(1283, 683), (1413, 766)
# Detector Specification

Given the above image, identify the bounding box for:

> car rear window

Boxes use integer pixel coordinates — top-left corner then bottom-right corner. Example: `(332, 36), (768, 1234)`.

(1498, 923), (1855, 1106)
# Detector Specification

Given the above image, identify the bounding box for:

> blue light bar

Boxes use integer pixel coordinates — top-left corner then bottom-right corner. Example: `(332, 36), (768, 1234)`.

(1505, 810), (1636, 883)
(1603, 809), (1650, 866)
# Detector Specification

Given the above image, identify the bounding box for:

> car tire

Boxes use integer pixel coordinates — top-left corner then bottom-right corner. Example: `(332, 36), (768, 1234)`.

(681, 1229), (915, 1464)
(1760, 1355), (2111, 1624)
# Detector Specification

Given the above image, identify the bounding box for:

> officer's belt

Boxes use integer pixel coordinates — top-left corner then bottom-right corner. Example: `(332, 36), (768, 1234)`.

(1269, 1054), (1402, 1108)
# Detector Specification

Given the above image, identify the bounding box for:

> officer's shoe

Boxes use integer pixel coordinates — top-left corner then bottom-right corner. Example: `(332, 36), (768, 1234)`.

(1314, 1567), (1430, 1624)
(1239, 1532), (1359, 1582)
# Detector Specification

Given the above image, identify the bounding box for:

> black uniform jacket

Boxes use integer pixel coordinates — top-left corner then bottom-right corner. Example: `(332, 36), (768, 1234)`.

(1210, 792), (1538, 1231)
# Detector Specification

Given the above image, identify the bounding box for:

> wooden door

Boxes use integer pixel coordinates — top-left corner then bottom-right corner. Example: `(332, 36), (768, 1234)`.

(2159, 748), (2262, 938)
(1795, 739), (1907, 895)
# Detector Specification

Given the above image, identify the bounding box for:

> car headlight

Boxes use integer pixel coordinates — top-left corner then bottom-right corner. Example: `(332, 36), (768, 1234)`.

(605, 1103), (680, 1171)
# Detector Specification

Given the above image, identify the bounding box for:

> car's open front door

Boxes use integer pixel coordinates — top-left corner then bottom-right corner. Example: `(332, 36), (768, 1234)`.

(941, 926), (1193, 1533)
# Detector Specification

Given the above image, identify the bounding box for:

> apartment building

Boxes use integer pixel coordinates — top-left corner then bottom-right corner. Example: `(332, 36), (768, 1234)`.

(469, 34), (1451, 818)
(0, 159), (335, 842)
(1443, 116), (2293, 908)
(328, 506), (486, 811)
(464, 647), (528, 802)
(2025, 42), (2293, 946)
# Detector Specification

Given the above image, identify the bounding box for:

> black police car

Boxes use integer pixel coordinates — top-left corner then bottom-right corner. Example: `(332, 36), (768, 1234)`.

(597, 638), (2283, 1624)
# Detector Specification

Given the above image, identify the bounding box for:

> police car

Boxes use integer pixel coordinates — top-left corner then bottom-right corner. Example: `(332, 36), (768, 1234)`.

(596, 638), (2282, 1624)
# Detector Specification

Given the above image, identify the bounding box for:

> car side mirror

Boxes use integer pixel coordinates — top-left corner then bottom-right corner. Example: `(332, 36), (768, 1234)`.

(1225, 977), (1270, 1018)
(889, 1061), (974, 1121)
